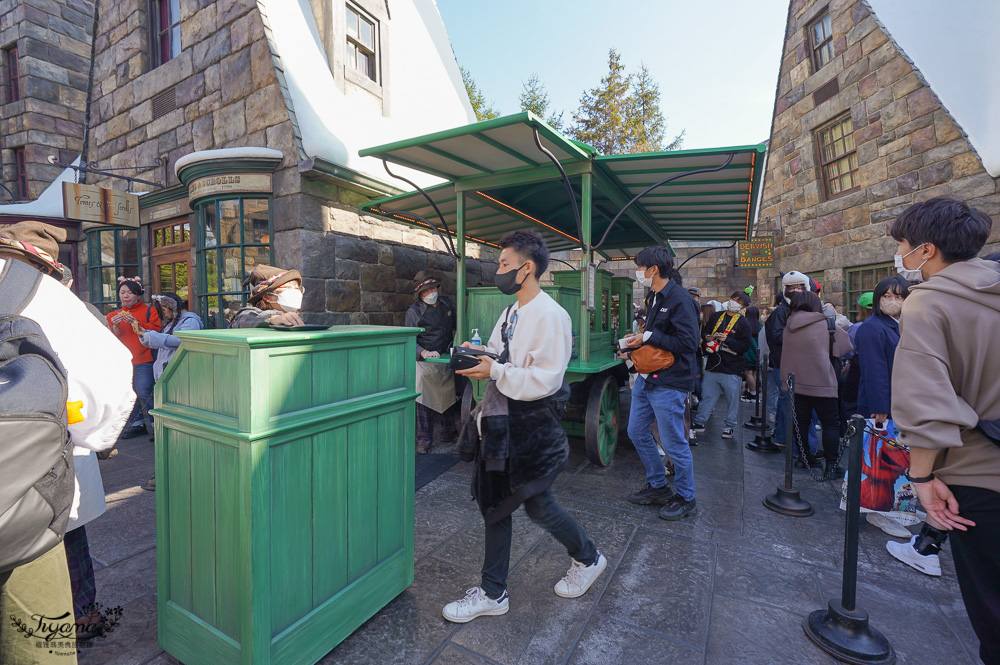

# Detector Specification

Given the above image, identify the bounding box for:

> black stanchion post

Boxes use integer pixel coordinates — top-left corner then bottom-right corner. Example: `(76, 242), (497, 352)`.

(803, 415), (895, 664)
(763, 373), (813, 516)
(747, 353), (780, 454)
(745, 355), (764, 429)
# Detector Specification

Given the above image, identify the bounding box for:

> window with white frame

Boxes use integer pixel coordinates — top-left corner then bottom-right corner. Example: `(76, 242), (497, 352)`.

(345, 4), (378, 82)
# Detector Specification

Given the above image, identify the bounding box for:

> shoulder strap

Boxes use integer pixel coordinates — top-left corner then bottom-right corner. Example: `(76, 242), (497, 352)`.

(0, 259), (44, 316)
(146, 305), (151, 323)
(498, 303), (515, 364)
(826, 317), (837, 362)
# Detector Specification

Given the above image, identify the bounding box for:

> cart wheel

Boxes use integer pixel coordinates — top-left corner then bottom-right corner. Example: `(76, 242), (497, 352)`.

(585, 376), (619, 467)
(460, 381), (476, 424)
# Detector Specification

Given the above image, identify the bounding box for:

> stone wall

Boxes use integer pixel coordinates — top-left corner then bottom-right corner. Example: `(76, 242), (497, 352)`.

(755, 0), (1000, 309)
(0, 0), (93, 200)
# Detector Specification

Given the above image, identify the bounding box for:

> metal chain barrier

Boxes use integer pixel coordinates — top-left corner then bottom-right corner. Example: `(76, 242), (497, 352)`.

(786, 376), (826, 481)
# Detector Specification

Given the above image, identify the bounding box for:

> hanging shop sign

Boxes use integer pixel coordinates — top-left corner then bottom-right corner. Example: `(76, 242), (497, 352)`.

(738, 239), (774, 268)
(62, 183), (140, 228)
(187, 173), (272, 204)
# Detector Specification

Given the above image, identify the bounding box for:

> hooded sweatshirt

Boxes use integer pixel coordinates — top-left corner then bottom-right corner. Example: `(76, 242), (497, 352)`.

(891, 258), (1000, 494)
(780, 311), (853, 398)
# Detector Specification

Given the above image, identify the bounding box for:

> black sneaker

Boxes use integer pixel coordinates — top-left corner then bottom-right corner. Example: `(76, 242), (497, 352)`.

(659, 495), (698, 521)
(823, 464), (845, 481)
(691, 423), (706, 433)
(721, 427), (734, 439)
(627, 482), (674, 506)
(119, 425), (147, 440)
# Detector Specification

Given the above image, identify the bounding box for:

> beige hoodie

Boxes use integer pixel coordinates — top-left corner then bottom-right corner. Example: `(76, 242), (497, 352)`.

(892, 258), (1000, 493)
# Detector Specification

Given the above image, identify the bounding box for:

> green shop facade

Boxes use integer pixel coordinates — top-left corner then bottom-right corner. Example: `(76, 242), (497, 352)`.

(85, 148), (281, 326)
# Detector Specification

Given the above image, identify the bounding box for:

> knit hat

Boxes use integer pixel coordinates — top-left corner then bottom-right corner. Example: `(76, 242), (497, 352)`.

(412, 270), (441, 299)
(0, 221), (65, 275)
(857, 292), (874, 309)
(244, 264), (302, 306)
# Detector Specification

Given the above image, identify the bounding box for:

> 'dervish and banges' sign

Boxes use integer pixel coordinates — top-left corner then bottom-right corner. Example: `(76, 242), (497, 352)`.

(62, 183), (139, 228)
(738, 239), (774, 268)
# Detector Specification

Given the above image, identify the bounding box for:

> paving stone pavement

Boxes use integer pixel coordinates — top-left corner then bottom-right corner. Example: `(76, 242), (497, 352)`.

(78, 392), (982, 665)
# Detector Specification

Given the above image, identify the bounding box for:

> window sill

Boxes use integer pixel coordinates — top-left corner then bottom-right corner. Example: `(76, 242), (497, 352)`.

(345, 66), (382, 98)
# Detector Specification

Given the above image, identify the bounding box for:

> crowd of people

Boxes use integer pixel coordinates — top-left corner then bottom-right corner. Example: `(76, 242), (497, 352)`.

(1, 194), (997, 664)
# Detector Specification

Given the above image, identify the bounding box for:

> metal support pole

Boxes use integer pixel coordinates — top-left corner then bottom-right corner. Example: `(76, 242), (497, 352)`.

(455, 192), (467, 346)
(746, 353), (780, 454)
(763, 374), (813, 516)
(579, 171), (592, 363)
(803, 415), (895, 664)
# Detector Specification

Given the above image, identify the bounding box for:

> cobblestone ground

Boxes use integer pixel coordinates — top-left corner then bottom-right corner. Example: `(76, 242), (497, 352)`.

(80, 392), (981, 665)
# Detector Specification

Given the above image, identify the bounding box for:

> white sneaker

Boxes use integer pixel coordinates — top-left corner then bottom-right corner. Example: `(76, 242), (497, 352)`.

(886, 536), (942, 577)
(866, 512), (911, 538)
(442, 587), (509, 623)
(554, 553), (607, 598)
(656, 443), (666, 456)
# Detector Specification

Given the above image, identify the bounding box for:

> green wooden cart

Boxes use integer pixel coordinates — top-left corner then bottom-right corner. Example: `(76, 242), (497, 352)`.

(359, 112), (766, 466)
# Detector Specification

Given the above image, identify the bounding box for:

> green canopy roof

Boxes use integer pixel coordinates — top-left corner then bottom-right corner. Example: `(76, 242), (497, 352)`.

(360, 112), (766, 260)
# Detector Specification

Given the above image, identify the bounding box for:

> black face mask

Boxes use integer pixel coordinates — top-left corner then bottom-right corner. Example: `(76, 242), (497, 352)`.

(495, 263), (526, 295)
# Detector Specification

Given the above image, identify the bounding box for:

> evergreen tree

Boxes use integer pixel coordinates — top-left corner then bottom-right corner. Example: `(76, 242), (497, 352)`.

(461, 66), (500, 122)
(630, 64), (685, 151)
(519, 73), (564, 132)
(569, 49), (633, 154)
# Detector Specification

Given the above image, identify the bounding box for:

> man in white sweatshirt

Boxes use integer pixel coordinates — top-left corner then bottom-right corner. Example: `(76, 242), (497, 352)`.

(443, 231), (606, 623)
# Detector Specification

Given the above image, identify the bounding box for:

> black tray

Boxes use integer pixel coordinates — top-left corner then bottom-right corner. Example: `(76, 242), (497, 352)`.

(268, 324), (330, 331)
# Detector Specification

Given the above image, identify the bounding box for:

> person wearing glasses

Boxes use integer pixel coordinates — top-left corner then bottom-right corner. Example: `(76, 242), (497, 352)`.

(230, 264), (307, 328)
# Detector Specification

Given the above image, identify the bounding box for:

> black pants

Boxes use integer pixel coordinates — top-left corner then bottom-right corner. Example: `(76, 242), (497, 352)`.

(481, 489), (597, 599)
(948, 485), (1000, 665)
(794, 393), (841, 461)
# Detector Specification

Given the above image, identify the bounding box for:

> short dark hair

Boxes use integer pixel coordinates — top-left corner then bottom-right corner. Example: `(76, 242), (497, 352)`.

(872, 275), (910, 317)
(745, 305), (760, 327)
(634, 246), (674, 278)
(790, 290), (822, 313)
(890, 197), (992, 263)
(730, 291), (750, 307)
(498, 230), (549, 277)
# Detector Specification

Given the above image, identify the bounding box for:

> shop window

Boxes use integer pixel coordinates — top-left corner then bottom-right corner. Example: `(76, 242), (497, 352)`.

(5, 46), (19, 103)
(810, 10), (834, 70)
(150, 0), (181, 69)
(13, 147), (27, 200)
(197, 198), (272, 328)
(817, 114), (859, 199)
(152, 218), (193, 310)
(86, 227), (141, 315)
(345, 4), (378, 82)
(846, 262), (894, 321)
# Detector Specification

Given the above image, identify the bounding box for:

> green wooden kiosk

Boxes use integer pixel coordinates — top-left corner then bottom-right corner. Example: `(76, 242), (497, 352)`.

(152, 325), (420, 665)
(358, 112), (766, 467)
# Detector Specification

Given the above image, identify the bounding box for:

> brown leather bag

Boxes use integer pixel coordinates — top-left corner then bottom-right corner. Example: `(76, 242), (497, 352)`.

(630, 344), (675, 374)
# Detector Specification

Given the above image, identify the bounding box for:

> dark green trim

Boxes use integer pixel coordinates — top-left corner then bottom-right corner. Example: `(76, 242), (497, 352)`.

(298, 157), (404, 198)
(601, 162), (749, 176)
(596, 144), (765, 163)
(616, 177), (755, 188)
(176, 156), (283, 185)
(139, 184), (188, 209)
(472, 132), (539, 166)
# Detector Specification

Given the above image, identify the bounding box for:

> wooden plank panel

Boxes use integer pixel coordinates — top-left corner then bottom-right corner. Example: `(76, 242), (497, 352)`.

(213, 354), (239, 420)
(190, 436), (217, 625)
(348, 347), (378, 400)
(164, 351), (188, 408)
(187, 351), (214, 413)
(269, 352), (313, 416)
(377, 343), (404, 393)
(213, 442), (241, 641)
(313, 349), (349, 405)
(376, 411), (404, 560)
(167, 431), (193, 612)
(311, 427), (348, 606)
(269, 438), (313, 636)
(347, 418), (378, 580)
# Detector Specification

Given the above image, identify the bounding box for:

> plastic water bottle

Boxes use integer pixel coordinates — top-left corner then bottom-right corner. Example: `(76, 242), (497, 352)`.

(471, 328), (481, 346)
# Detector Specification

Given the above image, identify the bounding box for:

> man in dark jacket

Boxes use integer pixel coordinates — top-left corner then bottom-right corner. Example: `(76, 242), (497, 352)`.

(693, 291), (753, 439)
(624, 246), (701, 520)
(765, 270), (809, 444)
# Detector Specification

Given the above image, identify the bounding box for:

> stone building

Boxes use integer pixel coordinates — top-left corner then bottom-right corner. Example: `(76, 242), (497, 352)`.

(80, 0), (487, 325)
(0, 0), (95, 278)
(753, 0), (1000, 317)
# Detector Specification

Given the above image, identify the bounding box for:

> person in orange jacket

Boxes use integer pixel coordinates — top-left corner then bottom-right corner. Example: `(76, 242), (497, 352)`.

(107, 277), (160, 439)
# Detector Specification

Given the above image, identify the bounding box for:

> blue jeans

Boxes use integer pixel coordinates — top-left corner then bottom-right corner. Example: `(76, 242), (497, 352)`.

(694, 372), (741, 428)
(481, 489), (596, 598)
(627, 375), (695, 501)
(768, 367), (786, 443)
(129, 361), (154, 432)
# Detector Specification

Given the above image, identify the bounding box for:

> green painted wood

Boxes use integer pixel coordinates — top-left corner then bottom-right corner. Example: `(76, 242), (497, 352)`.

(154, 327), (420, 665)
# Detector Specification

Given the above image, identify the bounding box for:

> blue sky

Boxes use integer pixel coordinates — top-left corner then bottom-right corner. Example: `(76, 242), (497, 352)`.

(436, 0), (789, 150)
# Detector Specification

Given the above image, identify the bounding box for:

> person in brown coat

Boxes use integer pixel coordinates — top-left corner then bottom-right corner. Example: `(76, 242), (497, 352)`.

(780, 291), (853, 478)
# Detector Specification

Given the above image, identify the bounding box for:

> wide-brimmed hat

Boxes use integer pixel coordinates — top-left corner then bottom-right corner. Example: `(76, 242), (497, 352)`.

(244, 264), (302, 306)
(0, 221), (65, 275)
(412, 270), (441, 299)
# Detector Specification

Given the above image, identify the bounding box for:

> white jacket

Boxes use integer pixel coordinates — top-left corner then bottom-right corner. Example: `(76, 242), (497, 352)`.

(4, 259), (136, 529)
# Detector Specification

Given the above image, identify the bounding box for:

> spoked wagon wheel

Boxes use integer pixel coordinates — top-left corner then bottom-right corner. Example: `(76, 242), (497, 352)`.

(584, 375), (619, 467)
(460, 381), (476, 425)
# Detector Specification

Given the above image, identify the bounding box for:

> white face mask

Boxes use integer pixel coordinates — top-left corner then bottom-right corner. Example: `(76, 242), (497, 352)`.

(635, 268), (653, 288)
(422, 291), (439, 305)
(725, 300), (743, 313)
(274, 288), (303, 312)
(894, 244), (927, 282)
(880, 299), (903, 318)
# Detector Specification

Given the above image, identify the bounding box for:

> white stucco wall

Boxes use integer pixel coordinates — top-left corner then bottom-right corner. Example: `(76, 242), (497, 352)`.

(869, 0), (1000, 177)
(262, 0), (477, 187)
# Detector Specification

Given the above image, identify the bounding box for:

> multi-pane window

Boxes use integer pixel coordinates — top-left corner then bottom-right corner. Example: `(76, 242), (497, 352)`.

(150, 0), (181, 69)
(846, 262), (894, 321)
(197, 198), (272, 328)
(14, 147), (27, 200)
(5, 46), (19, 103)
(810, 12), (834, 70)
(86, 228), (141, 314)
(818, 114), (859, 198)
(345, 4), (377, 82)
(153, 221), (190, 248)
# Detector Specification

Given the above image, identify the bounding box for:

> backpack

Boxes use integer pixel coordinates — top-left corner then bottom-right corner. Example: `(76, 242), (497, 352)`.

(0, 259), (74, 574)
